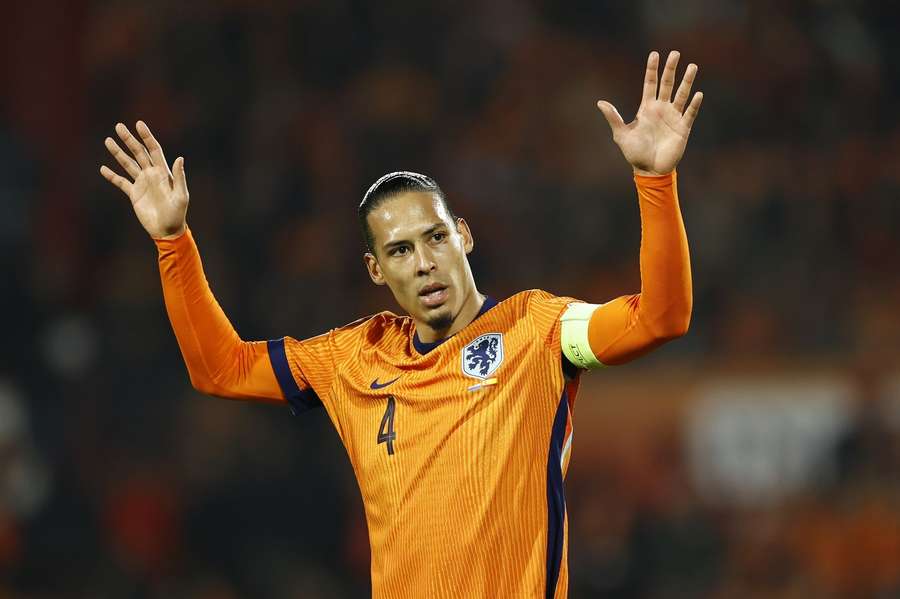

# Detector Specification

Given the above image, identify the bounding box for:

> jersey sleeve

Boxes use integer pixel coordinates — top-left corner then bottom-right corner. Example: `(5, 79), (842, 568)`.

(269, 318), (371, 415)
(526, 290), (584, 349)
(532, 171), (691, 372)
(525, 290), (586, 379)
(586, 171), (692, 365)
(155, 228), (283, 403)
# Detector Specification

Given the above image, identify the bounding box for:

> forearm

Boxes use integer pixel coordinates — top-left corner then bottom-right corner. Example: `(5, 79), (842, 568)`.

(587, 171), (692, 364)
(155, 228), (283, 401)
(633, 171), (692, 336)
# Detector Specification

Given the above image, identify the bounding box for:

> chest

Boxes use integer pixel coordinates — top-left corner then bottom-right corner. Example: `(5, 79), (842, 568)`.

(327, 328), (562, 474)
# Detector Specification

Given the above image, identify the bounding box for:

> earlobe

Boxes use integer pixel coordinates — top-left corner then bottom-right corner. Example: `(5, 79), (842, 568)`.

(457, 218), (475, 254)
(364, 253), (386, 286)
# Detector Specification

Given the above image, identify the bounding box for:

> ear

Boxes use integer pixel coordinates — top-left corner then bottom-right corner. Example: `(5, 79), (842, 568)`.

(456, 218), (475, 254)
(364, 252), (387, 286)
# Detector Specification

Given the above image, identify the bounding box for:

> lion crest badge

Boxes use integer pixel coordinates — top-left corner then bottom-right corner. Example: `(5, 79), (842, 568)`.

(461, 333), (504, 379)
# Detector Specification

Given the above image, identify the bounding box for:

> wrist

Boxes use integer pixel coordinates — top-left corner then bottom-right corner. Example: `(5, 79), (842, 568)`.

(633, 170), (677, 191)
(632, 167), (672, 177)
(154, 223), (188, 241)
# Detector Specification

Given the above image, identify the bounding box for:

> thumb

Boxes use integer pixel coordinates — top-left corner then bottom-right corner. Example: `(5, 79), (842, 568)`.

(173, 157), (189, 199)
(596, 100), (626, 137)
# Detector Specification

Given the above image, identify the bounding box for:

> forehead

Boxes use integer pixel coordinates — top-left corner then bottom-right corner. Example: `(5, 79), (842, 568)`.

(367, 191), (453, 245)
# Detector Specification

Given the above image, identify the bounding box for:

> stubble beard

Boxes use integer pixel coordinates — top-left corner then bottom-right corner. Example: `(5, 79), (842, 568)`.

(425, 308), (454, 333)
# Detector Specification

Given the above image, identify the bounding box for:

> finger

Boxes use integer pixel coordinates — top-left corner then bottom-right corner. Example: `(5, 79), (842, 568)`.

(115, 122), (152, 169)
(104, 137), (140, 179)
(596, 100), (626, 137)
(173, 157), (188, 199)
(657, 50), (681, 103)
(136, 120), (171, 176)
(682, 91), (704, 129)
(672, 63), (698, 113)
(641, 51), (660, 103)
(100, 165), (133, 195)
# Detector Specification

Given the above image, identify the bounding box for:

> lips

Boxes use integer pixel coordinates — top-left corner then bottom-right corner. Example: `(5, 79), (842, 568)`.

(419, 283), (449, 308)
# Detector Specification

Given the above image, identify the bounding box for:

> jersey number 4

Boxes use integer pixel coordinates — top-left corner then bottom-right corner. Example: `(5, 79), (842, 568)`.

(377, 395), (397, 456)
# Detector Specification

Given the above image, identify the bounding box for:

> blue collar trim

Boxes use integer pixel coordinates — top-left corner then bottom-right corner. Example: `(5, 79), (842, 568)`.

(412, 296), (498, 355)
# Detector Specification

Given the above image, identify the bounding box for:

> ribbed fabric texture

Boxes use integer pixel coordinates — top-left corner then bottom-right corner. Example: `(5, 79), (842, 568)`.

(281, 290), (579, 598)
(151, 173), (688, 598)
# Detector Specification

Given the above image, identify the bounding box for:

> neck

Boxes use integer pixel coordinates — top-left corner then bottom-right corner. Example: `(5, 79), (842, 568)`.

(415, 287), (484, 343)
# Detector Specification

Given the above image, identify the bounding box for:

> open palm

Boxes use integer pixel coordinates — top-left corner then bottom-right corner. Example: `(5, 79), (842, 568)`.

(100, 122), (189, 239)
(598, 51), (703, 176)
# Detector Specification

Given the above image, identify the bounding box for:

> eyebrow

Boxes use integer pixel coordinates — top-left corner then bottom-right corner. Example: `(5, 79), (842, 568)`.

(382, 222), (447, 252)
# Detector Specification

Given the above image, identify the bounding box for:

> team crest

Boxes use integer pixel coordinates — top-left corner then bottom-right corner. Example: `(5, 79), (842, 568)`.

(462, 333), (504, 379)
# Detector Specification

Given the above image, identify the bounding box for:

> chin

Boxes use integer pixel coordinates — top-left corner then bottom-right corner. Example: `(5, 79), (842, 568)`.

(425, 308), (454, 332)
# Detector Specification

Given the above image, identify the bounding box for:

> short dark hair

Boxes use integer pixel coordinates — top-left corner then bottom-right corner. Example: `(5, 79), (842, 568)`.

(358, 171), (456, 254)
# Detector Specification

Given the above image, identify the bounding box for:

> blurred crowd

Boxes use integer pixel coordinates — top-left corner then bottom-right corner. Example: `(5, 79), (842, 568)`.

(565, 364), (900, 598)
(2, 0), (899, 596)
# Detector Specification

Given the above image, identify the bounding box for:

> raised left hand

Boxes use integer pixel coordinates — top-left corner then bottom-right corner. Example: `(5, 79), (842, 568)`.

(597, 50), (703, 176)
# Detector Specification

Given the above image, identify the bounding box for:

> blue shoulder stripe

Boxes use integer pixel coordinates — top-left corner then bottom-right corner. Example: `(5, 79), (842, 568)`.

(267, 338), (322, 415)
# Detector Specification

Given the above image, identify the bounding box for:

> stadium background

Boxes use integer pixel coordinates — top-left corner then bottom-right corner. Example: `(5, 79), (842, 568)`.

(2, 0), (900, 596)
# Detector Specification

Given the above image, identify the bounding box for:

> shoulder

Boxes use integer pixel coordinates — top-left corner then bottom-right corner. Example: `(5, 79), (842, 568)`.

(489, 289), (547, 316)
(344, 311), (412, 349)
(499, 289), (579, 317)
(501, 289), (585, 342)
(286, 311), (409, 353)
(330, 310), (409, 338)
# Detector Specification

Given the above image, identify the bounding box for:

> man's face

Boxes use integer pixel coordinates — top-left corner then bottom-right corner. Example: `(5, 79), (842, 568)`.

(364, 192), (475, 334)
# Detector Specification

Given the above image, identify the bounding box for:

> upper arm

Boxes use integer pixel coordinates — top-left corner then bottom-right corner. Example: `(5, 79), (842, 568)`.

(562, 295), (670, 368)
(192, 339), (285, 403)
(273, 333), (337, 415)
(276, 316), (375, 415)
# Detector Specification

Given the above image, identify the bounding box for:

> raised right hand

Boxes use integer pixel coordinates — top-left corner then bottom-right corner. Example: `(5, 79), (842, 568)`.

(100, 121), (189, 239)
(596, 50), (703, 177)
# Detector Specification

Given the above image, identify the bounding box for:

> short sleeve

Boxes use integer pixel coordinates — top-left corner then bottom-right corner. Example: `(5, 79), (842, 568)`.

(268, 315), (375, 415)
(526, 290), (584, 349)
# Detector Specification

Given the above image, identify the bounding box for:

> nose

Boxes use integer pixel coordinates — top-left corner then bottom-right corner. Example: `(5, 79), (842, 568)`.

(415, 243), (436, 276)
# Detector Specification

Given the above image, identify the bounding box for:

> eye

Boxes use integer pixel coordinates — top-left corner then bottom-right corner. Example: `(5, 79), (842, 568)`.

(391, 246), (409, 256)
(432, 232), (446, 242)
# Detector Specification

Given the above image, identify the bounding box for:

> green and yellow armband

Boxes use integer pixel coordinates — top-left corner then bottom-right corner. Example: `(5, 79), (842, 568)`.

(560, 303), (606, 370)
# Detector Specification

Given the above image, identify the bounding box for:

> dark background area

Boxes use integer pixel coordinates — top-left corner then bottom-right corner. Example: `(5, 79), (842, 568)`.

(2, 0), (899, 597)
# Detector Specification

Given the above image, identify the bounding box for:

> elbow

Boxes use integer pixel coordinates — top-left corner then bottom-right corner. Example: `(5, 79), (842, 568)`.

(183, 347), (239, 396)
(187, 371), (218, 396)
(667, 313), (692, 339)
(648, 307), (692, 341)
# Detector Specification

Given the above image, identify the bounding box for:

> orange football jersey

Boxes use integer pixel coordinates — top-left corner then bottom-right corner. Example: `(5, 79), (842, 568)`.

(268, 291), (580, 598)
(154, 171), (690, 598)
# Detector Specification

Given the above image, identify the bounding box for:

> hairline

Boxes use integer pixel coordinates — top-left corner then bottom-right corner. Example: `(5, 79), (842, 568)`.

(364, 190), (458, 258)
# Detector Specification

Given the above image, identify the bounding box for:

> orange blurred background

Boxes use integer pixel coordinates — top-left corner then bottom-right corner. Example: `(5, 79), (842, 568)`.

(2, 1), (899, 597)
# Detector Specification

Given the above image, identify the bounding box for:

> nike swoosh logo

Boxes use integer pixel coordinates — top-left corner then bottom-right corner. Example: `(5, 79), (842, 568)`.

(370, 376), (401, 390)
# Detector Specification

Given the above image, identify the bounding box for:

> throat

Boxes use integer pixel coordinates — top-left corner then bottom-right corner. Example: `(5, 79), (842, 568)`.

(415, 291), (487, 344)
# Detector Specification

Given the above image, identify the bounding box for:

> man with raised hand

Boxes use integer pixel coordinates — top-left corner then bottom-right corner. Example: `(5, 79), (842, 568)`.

(101, 50), (701, 599)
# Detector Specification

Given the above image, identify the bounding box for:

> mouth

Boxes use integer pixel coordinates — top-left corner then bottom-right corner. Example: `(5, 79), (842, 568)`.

(418, 283), (449, 308)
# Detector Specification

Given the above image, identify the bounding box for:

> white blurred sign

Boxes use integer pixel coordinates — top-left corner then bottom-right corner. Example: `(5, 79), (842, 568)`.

(685, 378), (856, 506)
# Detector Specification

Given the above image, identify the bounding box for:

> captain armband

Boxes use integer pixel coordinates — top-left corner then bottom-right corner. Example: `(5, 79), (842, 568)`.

(560, 303), (606, 370)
